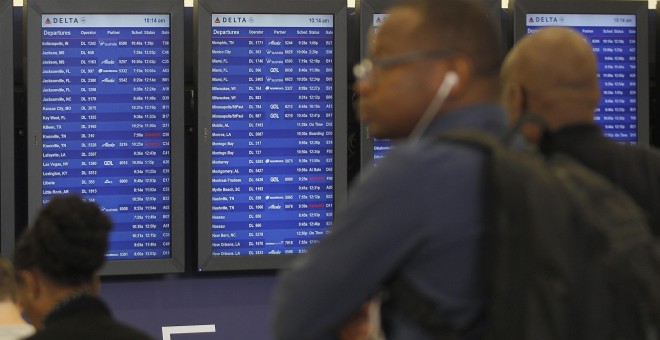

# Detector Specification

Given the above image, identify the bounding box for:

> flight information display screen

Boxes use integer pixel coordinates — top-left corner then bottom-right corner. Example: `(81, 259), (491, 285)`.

(41, 14), (172, 260)
(373, 139), (392, 162)
(209, 14), (334, 256)
(527, 14), (638, 143)
(371, 14), (393, 163)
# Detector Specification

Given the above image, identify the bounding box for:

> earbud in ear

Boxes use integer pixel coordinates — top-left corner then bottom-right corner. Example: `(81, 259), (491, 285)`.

(443, 71), (459, 88)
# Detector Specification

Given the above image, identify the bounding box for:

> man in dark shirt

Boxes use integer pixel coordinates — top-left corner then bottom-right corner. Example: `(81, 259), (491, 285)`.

(271, 0), (504, 339)
(501, 27), (660, 234)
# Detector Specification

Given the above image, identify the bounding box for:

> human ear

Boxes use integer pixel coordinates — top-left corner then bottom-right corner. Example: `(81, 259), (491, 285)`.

(445, 56), (471, 97)
(17, 270), (40, 302)
(502, 81), (525, 124)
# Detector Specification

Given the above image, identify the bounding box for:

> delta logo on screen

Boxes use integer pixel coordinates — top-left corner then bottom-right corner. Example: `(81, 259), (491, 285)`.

(216, 16), (248, 23)
(528, 16), (565, 24)
(43, 17), (84, 25)
(373, 14), (389, 27)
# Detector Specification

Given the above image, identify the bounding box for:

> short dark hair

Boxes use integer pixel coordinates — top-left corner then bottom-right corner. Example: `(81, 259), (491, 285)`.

(394, 0), (502, 77)
(0, 256), (18, 302)
(14, 195), (113, 286)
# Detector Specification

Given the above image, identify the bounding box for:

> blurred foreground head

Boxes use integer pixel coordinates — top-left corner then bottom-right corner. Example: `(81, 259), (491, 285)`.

(354, 0), (501, 139)
(14, 195), (112, 327)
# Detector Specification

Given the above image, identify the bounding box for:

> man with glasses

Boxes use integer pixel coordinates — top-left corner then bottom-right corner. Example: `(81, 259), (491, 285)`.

(272, 0), (504, 339)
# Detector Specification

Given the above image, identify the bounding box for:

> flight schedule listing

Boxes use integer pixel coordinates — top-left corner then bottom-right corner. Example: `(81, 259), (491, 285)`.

(527, 14), (638, 143)
(41, 14), (173, 260)
(211, 14), (334, 256)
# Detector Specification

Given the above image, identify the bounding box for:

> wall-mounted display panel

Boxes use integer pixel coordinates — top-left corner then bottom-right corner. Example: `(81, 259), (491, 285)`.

(195, 0), (348, 270)
(512, 0), (650, 144)
(25, 0), (185, 275)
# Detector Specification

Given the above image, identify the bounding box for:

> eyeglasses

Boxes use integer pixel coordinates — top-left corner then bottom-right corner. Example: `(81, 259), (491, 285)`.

(353, 49), (454, 82)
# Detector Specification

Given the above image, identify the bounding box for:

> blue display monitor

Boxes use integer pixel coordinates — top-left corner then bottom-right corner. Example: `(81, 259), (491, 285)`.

(0, 0), (14, 257)
(355, 1), (396, 167)
(25, 0), (185, 275)
(511, 0), (650, 144)
(357, 0), (502, 166)
(195, 0), (348, 271)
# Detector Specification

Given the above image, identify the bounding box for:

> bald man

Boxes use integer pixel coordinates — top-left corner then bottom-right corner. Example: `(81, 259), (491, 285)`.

(502, 27), (660, 235)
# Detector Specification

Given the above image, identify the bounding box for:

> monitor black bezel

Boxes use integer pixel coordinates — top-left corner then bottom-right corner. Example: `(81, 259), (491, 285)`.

(357, 0), (503, 167)
(25, 0), (186, 275)
(195, 0), (348, 271)
(0, 0), (14, 258)
(511, 0), (650, 144)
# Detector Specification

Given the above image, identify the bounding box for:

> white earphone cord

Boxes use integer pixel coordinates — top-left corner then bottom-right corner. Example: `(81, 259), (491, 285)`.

(408, 72), (458, 142)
